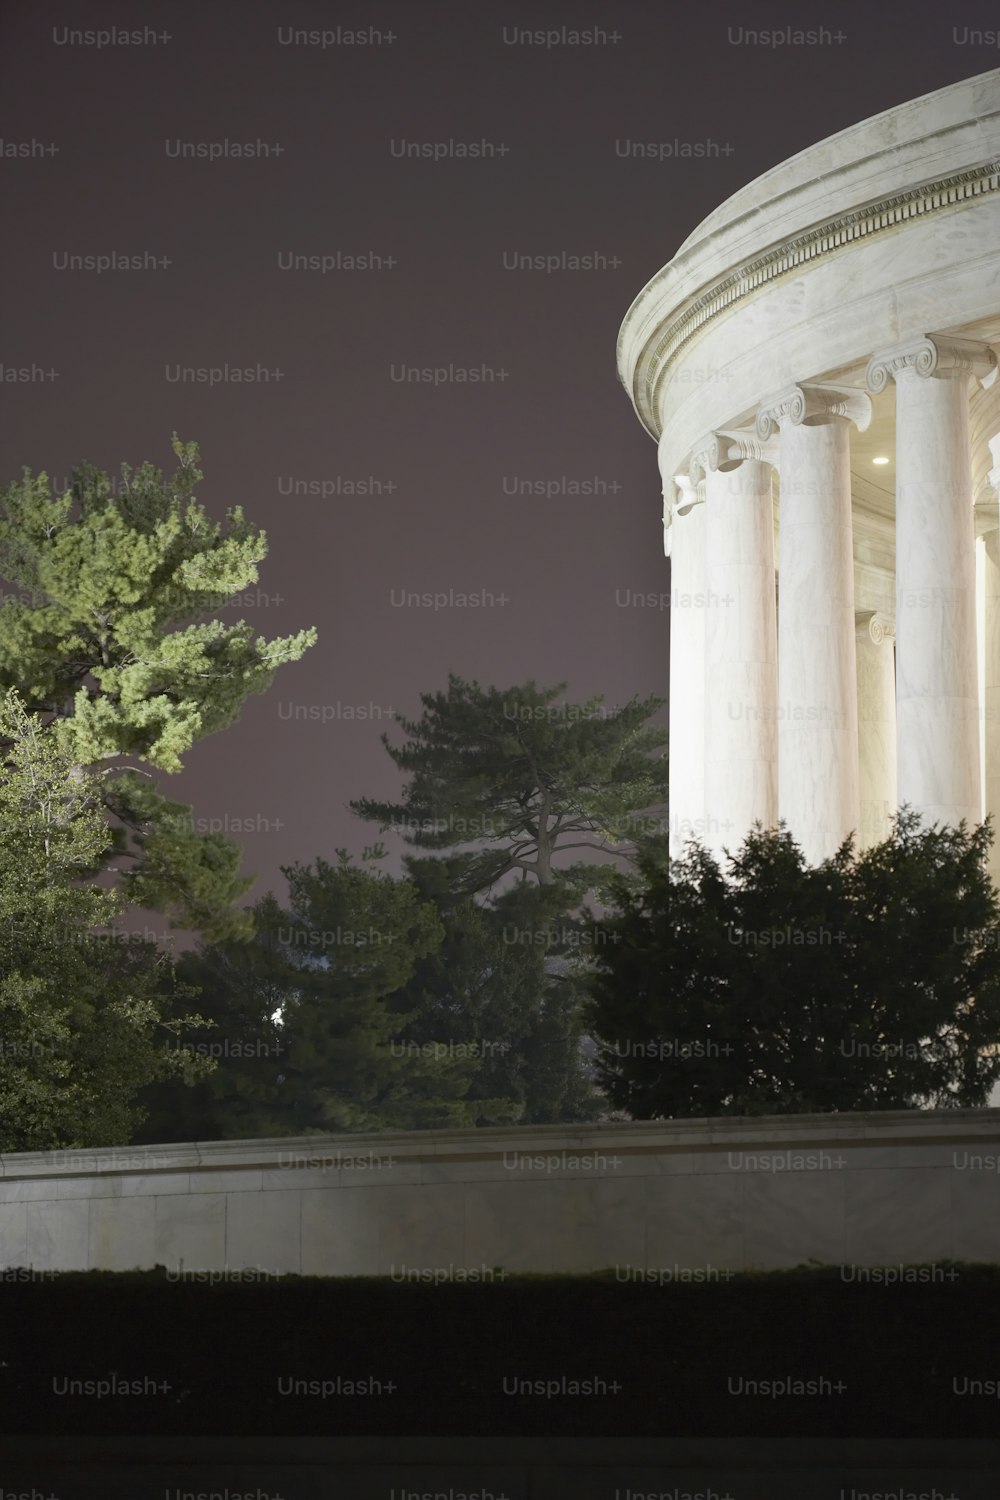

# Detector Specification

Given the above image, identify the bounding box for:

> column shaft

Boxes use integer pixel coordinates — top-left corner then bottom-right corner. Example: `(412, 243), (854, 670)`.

(894, 369), (979, 826)
(855, 614), (897, 849)
(703, 459), (778, 861)
(983, 520), (1000, 888)
(776, 419), (860, 862)
(666, 497), (706, 859)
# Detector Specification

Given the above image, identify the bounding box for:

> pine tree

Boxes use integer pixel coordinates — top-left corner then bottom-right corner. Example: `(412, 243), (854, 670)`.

(0, 435), (317, 940)
(350, 677), (665, 1121)
(350, 675), (667, 904)
(136, 853), (508, 1139)
(0, 689), (212, 1149)
(274, 850), (507, 1131)
(133, 893), (295, 1142)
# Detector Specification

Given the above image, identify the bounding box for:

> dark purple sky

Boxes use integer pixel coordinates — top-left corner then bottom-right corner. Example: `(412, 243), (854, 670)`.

(2, 0), (997, 939)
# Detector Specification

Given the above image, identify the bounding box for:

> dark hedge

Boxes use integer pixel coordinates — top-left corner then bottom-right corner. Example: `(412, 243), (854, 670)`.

(3, 1263), (999, 1436)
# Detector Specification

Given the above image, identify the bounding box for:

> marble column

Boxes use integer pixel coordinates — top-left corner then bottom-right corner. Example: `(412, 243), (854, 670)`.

(854, 610), (897, 850)
(867, 336), (997, 833)
(690, 430), (779, 865)
(980, 434), (1000, 887)
(757, 384), (871, 865)
(665, 474), (706, 860)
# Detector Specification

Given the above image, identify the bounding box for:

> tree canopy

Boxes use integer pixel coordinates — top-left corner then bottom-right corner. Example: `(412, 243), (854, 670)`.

(0, 688), (211, 1149)
(135, 851), (518, 1140)
(586, 810), (1000, 1116)
(351, 674), (667, 902)
(0, 435), (316, 940)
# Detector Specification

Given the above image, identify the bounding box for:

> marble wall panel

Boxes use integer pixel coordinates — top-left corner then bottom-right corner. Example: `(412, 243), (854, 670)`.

(154, 1192), (227, 1273)
(547, 1177), (647, 1273)
(646, 1173), (745, 1271)
(25, 1199), (89, 1271)
(300, 1188), (381, 1277)
(0, 1202), (28, 1265)
(743, 1170), (847, 1269)
(88, 1197), (156, 1271)
(224, 1189), (302, 1274)
(463, 1181), (552, 1274)
(844, 1169), (954, 1264)
(374, 1184), (465, 1276)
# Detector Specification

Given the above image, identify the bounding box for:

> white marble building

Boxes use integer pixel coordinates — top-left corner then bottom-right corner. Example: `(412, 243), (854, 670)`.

(618, 69), (1000, 878)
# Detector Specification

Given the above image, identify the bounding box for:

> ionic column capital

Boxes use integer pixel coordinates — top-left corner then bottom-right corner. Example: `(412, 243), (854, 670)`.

(866, 334), (998, 393)
(855, 609), (895, 645)
(689, 428), (779, 483)
(664, 473), (704, 557)
(673, 473), (704, 515)
(755, 383), (872, 440)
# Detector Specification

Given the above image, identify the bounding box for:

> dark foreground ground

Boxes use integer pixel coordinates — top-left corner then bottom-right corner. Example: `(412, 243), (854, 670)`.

(3, 1264), (1000, 1438)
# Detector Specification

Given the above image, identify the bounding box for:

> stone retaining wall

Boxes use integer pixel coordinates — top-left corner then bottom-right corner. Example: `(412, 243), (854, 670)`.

(1, 1108), (998, 1275)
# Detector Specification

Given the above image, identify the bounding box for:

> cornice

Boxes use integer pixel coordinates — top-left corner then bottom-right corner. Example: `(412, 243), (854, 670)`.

(628, 159), (1000, 441)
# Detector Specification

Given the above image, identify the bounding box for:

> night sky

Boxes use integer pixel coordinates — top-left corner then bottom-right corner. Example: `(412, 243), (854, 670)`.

(3, 0), (998, 941)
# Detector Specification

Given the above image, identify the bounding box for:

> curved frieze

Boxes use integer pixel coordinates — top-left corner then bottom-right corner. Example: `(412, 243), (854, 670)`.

(630, 160), (1000, 440)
